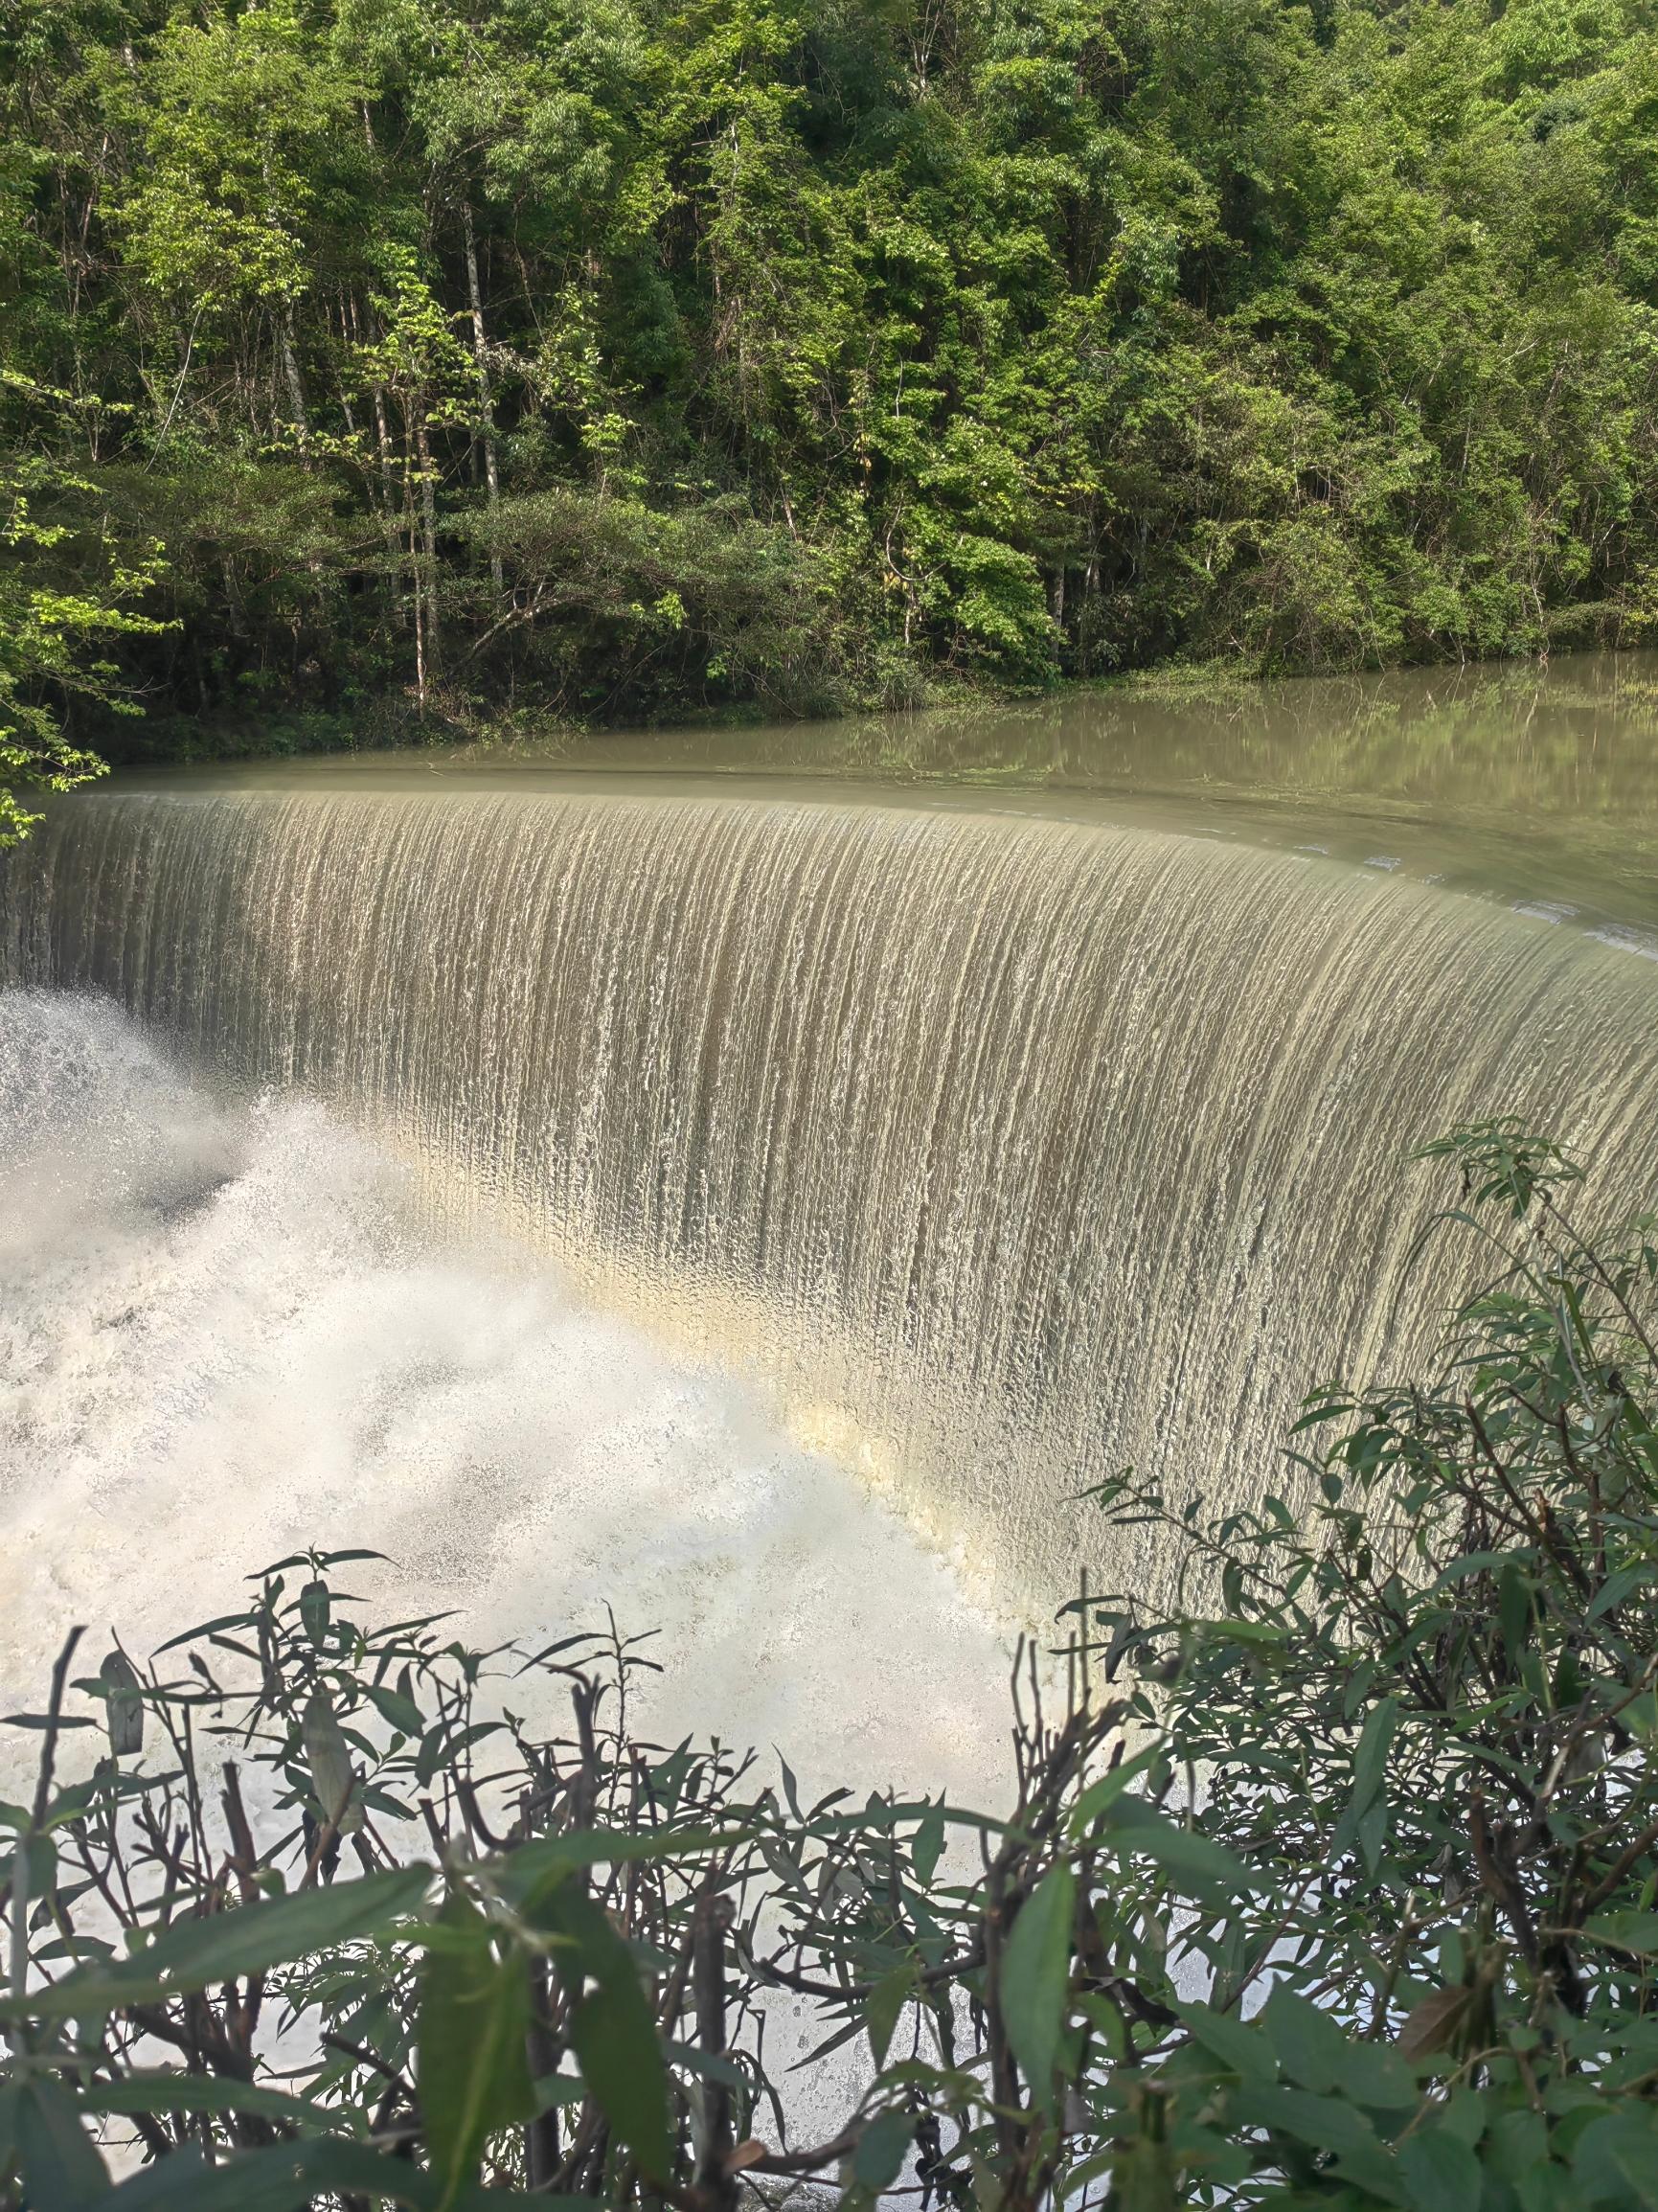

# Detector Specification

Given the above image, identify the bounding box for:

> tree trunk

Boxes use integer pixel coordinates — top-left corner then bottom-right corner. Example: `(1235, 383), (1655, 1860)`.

(461, 200), (503, 592)
(352, 292), (407, 630)
(400, 427), (427, 712)
(692, 1892), (738, 2212)
(280, 308), (309, 449)
(414, 405), (439, 701)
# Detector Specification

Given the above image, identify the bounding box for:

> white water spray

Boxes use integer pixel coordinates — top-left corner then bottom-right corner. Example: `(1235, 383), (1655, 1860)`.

(0, 990), (1014, 1806)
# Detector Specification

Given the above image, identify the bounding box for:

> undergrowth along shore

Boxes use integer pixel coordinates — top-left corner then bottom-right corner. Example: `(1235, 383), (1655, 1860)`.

(4, 1119), (1658, 2210)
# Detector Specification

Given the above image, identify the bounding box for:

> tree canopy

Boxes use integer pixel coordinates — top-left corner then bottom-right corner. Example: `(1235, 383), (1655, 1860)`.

(2, 0), (1656, 749)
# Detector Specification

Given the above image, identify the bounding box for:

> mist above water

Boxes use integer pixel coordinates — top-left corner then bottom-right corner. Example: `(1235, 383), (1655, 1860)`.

(0, 990), (1014, 1807)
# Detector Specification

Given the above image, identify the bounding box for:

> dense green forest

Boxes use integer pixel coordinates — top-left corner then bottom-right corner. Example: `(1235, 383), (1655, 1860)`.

(2, 0), (1657, 771)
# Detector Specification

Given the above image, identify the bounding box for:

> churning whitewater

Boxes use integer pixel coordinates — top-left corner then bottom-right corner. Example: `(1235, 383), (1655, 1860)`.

(0, 990), (1013, 1803)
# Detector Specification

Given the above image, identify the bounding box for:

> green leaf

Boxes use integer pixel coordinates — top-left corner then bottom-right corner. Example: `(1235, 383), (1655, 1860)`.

(102, 2141), (304, 2211)
(1000, 1860), (1074, 2102)
(5, 1862), (431, 2018)
(1332, 1697), (1399, 1862)
(299, 1579), (331, 1646)
(44, 1779), (100, 1831)
(1264, 1985), (1348, 2093)
(1068, 1743), (1162, 1836)
(498, 1825), (729, 1898)
(100, 1650), (144, 1757)
(15, 2076), (111, 2209)
(1516, 2162), (1582, 2212)
(1499, 1564), (1533, 1658)
(1429, 1552), (1517, 1591)
(101, 2134), (557, 2208)
(1100, 1796), (1267, 1895)
(77, 2072), (337, 2128)
(911, 1800), (945, 1884)
(667, 2041), (745, 2087)
(853, 2109), (915, 2190)
(1572, 2108), (1658, 2212)
(1587, 1562), (1655, 1623)
(361, 1680), (424, 1737)
(534, 2072), (587, 2111)
(866, 1963), (916, 2066)
(152, 1614), (261, 1655)
(303, 1688), (364, 1835)
(1, 1830), (57, 1901)
(1177, 2000), (1275, 2082)
(1230, 2082), (1407, 2203)
(1351, 1698), (1398, 1816)
(419, 1902), (535, 2209)
(768, 1747), (801, 1821)
(1396, 2127), (1483, 2212)
(1261, 1983), (1415, 2109)
(416, 1722), (503, 1787)
(529, 1878), (672, 2178)
(1357, 1795), (1390, 1878)
(1582, 1912), (1658, 1958)
(1205, 1618), (1288, 1649)
(1339, 2039), (1419, 2112)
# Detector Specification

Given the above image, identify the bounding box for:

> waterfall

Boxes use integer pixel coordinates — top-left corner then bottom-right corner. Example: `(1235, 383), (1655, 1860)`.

(7, 787), (1656, 1622)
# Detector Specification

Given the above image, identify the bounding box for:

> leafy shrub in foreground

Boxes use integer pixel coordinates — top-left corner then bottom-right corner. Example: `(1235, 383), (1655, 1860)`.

(2, 1122), (1656, 2209)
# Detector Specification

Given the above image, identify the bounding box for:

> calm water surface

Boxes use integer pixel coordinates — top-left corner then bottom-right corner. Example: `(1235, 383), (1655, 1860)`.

(112, 648), (1658, 942)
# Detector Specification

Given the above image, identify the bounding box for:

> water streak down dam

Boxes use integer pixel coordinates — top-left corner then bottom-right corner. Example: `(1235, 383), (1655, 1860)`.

(6, 787), (1658, 1621)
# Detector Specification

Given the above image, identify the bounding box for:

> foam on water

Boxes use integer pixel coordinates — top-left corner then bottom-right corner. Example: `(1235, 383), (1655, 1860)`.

(0, 989), (1014, 1809)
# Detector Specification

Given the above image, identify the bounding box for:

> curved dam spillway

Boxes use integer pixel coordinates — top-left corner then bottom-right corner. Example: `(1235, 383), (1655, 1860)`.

(5, 785), (1657, 1622)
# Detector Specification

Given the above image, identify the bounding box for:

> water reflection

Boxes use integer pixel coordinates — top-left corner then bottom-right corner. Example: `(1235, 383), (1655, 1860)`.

(107, 649), (1658, 935)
